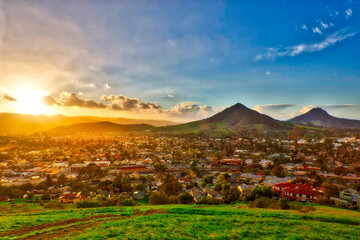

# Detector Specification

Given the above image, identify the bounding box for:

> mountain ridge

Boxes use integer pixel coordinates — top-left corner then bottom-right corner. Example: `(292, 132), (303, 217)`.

(288, 108), (360, 128)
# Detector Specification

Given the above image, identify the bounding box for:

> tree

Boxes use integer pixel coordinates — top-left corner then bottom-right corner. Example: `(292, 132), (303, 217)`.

(153, 163), (167, 173)
(159, 174), (182, 196)
(271, 166), (286, 178)
(246, 186), (273, 201)
(19, 183), (34, 192)
(313, 175), (323, 188)
(322, 182), (339, 197)
(134, 183), (146, 192)
(149, 192), (168, 205)
(78, 163), (106, 180)
(57, 174), (67, 186)
(178, 192), (194, 204)
(113, 174), (132, 193)
(45, 174), (54, 188)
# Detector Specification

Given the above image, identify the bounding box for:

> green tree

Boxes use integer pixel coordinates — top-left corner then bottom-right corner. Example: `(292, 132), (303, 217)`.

(57, 174), (67, 186)
(159, 174), (182, 196)
(246, 186), (273, 201)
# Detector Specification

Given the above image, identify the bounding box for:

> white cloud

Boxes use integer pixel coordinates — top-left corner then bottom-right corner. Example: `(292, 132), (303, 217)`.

(265, 71), (271, 75)
(85, 83), (96, 88)
(165, 102), (218, 119)
(301, 24), (307, 30)
(255, 27), (358, 60)
(346, 9), (353, 19)
(102, 83), (111, 89)
(318, 20), (329, 29)
(312, 27), (323, 34)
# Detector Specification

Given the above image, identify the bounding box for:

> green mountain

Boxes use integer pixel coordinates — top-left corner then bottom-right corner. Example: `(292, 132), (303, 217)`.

(163, 103), (293, 135)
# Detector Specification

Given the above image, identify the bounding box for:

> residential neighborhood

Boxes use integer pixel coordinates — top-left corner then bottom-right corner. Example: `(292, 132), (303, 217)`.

(0, 133), (359, 209)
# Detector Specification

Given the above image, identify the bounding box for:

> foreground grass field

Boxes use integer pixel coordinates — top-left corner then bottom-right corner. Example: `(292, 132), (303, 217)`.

(0, 202), (359, 239)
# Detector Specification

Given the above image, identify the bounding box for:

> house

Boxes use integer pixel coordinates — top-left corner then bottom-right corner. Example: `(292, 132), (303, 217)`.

(281, 183), (321, 202)
(207, 190), (223, 200)
(190, 187), (205, 202)
(272, 182), (295, 196)
(330, 188), (360, 207)
(179, 177), (191, 184)
(58, 192), (88, 203)
(238, 184), (256, 197)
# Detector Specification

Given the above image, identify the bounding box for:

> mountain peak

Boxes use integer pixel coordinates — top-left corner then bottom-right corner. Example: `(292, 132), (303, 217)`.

(305, 107), (330, 117)
(288, 107), (360, 128)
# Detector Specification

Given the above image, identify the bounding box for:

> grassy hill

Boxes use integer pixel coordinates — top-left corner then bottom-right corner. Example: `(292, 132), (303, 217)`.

(163, 103), (294, 135)
(0, 201), (359, 239)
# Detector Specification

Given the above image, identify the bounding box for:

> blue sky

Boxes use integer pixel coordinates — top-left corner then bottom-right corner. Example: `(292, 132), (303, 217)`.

(0, 0), (360, 121)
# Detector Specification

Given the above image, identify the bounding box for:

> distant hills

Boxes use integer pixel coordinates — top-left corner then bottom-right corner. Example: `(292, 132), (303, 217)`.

(288, 107), (360, 129)
(0, 113), (176, 134)
(49, 122), (155, 135)
(163, 103), (293, 135)
(1, 104), (360, 135)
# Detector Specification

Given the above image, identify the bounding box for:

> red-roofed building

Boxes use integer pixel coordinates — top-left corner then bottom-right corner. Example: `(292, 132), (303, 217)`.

(281, 183), (322, 202)
(272, 182), (295, 195)
(58, 192), (88, 203)
(179, 177), (191, 184)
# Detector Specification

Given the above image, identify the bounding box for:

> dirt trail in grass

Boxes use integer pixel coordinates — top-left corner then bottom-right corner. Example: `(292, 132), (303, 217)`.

(3, 209), (166, 240)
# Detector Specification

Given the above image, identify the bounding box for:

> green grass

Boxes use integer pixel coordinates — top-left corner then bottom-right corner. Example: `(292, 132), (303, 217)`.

(0, 203), (359, 239)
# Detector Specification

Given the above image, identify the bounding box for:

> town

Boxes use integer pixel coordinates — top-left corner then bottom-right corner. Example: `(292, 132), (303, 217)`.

(1, 131), (359, 209)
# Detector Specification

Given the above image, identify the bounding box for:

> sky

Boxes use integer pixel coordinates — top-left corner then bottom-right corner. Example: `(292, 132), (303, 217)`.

(0, 0), (360, 122)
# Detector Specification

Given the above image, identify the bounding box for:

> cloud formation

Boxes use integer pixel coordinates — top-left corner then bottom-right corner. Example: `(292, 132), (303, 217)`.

(42, 92), (218, 120)
(255, 27), (358, 60)
(165, 102), (216, 118)
(43, 92), (106, 109)
(312, 27), (323, 35)
(346, 9), (353, 19)
(254, 104), (296, 120)
(101, 95), (161, 111)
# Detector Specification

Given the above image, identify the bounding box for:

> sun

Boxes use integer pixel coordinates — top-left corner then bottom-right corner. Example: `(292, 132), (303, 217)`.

(13, 88), (49, 115)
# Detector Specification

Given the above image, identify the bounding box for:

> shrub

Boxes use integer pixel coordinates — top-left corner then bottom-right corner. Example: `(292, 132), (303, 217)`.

(168, 195), (178, 204)
(149, 192), (169, 205)
(122, 198), (136, 206)
(178, 192), (194, 204)
(246, 186), (273, 201)
(197, 196), (221, 205)
(41, 193), (51, 201)
(278, 198), (290, 209)
(349, 205), (359, 210)
(251, 197), (272, 208)
(290, 203), (303, 211)
(76, 200), (101, 208)
(299, 205), (316, 213)
(102, 195), (126, 207)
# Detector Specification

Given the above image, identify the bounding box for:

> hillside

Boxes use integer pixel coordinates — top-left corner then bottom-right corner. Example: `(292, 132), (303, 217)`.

(0, 113), (176, 134)
(288, 108), (360, 129)
(0, 203), (359, 239)
(164, 103), (293, 135)
(49, 121), (155, 135)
